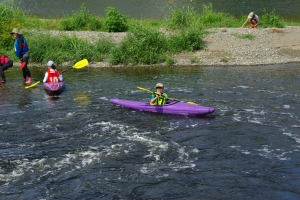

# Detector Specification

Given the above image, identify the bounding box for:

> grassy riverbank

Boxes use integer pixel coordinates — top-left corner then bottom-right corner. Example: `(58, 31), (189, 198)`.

(0, 2), (298, 66)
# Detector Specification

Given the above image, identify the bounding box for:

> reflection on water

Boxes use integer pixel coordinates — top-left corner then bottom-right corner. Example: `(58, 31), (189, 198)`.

(0, 65), (300, 199)
(2, 0), (300, 21)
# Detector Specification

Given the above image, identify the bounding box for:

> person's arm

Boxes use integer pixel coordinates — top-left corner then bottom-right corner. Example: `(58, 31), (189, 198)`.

(43, 72), (48, 83)
(58, 74), (63, 81)
(150, 94), (159, 105)
(241, 18), (249, 28)
(17, 38), (23, 59)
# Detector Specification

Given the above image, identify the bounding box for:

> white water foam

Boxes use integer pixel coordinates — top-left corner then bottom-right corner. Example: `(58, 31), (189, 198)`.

(230, 145), (292, 161)
(0, 120), (200, 185)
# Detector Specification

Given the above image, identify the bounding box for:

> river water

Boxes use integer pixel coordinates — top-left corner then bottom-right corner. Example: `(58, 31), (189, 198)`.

(2, 0), (300, 21)
(0, 64), (299, 199)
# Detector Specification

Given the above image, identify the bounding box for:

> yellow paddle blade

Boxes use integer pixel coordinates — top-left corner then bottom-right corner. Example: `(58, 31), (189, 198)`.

(25, 81), (41, 89)
(73, 59), (88, 69)
(187, 101), (197, 105)
(137, 86), (154, 94)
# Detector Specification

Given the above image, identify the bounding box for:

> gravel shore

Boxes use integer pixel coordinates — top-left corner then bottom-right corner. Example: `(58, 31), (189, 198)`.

(48, 26), (300, 67)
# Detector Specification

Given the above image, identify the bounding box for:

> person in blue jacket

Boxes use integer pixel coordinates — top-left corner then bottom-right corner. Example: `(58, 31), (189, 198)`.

(11, 28), (32, 84)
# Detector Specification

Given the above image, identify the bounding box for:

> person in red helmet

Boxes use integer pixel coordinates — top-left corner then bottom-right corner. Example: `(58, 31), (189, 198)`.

(43, 60), (63, 83)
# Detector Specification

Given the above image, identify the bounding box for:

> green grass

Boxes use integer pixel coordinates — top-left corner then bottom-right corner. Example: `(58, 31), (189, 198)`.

(28, 33), (114, 64)
(0, 2), (298, 66)
(232, 33), (255, 40)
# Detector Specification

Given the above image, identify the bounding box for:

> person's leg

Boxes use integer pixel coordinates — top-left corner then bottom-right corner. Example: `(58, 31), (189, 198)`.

(0, 67), (4, 82)
(21, 54), (32, 83)
(251, 19), (258, 28)
(0, 60), (13, 82)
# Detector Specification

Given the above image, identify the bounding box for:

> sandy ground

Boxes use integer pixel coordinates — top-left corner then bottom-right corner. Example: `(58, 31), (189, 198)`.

(47, 26), (300, 67)
(175, 26), (300, 66)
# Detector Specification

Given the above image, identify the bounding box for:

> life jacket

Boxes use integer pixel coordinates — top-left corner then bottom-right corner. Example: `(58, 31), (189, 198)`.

(151, 93), (168, 105)
(46, 69), (61, 82)
(0, 55), (10, 65)
(14, 35), (29, 57)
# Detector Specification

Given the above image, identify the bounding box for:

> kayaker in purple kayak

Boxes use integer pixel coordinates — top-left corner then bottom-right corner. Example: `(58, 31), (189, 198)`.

(150, 83), (175, 105)
(43, 60), (63, 83)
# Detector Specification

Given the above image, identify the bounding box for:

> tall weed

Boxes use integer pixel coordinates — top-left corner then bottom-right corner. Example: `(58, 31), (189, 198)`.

(0, 2), (24, 48)
(110, 26), (167, 65)
(168, 29), (204, 53)
(260, 9), (285, 28)
(105, 7), (128, 32)
(165, 6), (196, 29)
(200, 4), (236, 27)
(29, 33), (114, 64)
(59, 4), (102, 31)
(110, 27), (204, 65)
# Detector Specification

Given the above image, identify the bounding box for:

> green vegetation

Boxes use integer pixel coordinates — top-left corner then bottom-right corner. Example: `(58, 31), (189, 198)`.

(232, 33), (255, 40)
(260, 9), (285, 28)
(0, 2), (297, 66)
(59, 4), (102, 31)
(29, 33), (114, 64)
(105, 7), (128, 32)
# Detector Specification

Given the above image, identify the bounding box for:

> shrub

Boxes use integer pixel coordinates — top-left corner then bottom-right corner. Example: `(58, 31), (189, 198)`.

(0, 3), (24, 49)
(105, 7), (128, 32)
(168, 29), (204, 53)
(165, 6), (196, 29)
(260, 9), (285, 28)
(200, 4), (235, 27)
(59, 4), (102, 31)
(110, 26), (167, 64)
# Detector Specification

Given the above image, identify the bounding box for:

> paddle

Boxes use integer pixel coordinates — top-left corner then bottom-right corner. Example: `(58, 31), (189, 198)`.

(137, 86), (197, 105)
(25, 59), (89, 89)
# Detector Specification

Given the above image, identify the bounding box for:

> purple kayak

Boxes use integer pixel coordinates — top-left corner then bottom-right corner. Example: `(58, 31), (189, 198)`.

(43, 81), (65, 95)
(110, 98), (215, 115)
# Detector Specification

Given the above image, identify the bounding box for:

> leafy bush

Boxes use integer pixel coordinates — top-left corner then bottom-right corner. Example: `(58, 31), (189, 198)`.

(199, 4), (236, 27)
(110, 26), (204, 65)
(260, 9), (285, 28)
(105, 7), (128, 32)
(165, 6), (196, 29)
(168, 29), (204, 52)
(110, 26), (167, 65)
(59, 4), (102, 31)
(0, 3), (24, 49)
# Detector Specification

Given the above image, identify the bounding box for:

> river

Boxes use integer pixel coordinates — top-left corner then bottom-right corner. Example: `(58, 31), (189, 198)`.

(1, 0), (300, 21)
(0, 64), (299, 199)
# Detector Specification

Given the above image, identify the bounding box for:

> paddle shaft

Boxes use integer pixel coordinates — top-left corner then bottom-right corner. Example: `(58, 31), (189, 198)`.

(137, 86), (196, 104)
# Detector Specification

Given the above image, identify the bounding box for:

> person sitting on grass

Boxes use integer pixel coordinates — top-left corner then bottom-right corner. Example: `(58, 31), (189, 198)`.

(43, 60), (63, 83)
(241, 12), (259, 28)
(150, 83), (175, 105)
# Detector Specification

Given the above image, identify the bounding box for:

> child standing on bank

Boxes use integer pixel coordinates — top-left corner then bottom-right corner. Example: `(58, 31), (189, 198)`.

(11, 28), (32, 84)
